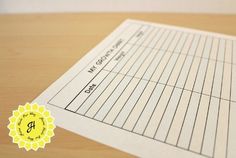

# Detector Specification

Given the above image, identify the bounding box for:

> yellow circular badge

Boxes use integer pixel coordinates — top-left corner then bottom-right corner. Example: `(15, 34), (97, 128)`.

(8, 103), (55, 151)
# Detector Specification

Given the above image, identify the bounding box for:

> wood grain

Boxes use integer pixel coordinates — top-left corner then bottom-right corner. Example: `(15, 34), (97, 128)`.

(0, 13), (235, 158)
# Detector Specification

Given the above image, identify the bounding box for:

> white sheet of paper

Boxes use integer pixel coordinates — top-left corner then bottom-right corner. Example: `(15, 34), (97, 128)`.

(33, 19), (236, 158)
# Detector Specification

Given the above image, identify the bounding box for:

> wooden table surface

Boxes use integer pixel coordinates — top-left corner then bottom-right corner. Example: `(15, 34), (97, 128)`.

(0, 13), (236, 158)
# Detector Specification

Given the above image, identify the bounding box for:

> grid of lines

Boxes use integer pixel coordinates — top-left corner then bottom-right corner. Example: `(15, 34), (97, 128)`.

(49, 23), (236, 158)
